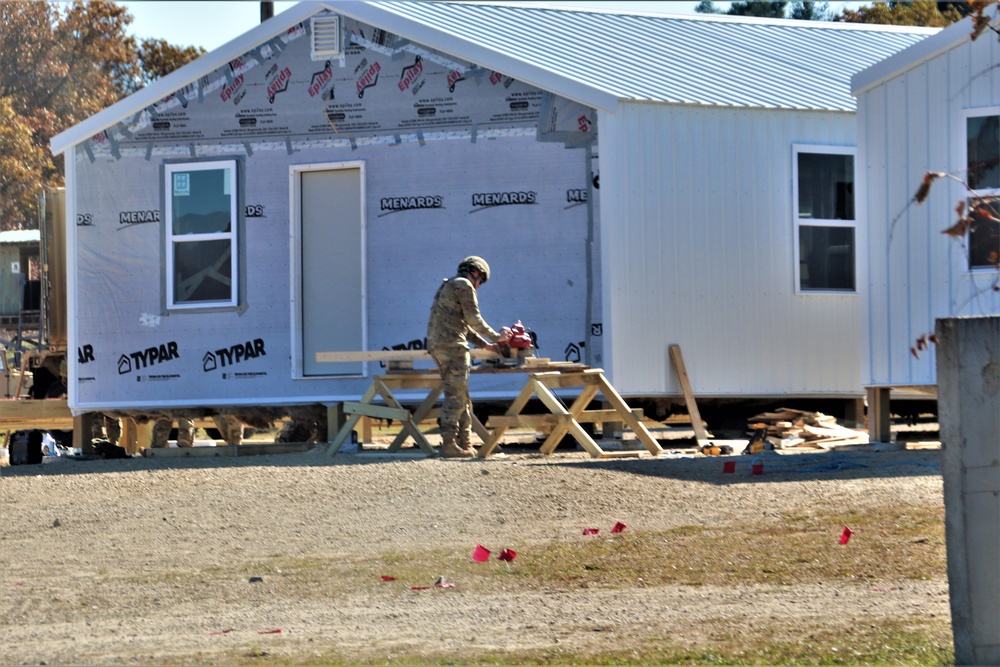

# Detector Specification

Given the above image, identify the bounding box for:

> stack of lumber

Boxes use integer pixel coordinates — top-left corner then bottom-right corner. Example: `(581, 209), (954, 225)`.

(747, 408), (868, 449)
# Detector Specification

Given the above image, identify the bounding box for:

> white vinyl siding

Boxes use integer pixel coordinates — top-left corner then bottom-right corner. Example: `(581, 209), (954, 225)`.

(601, 102), (862, 398)
(856, 23), (1000, 390)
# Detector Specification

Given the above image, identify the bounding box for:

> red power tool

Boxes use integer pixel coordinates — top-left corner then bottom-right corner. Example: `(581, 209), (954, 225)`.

(494, 321), (535, 365)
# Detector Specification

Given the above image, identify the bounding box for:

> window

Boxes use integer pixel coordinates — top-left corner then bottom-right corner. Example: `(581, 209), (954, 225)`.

(164, 160), (239, 309)
(793, 146), (856, 293)
(966, 111), (1000, 270)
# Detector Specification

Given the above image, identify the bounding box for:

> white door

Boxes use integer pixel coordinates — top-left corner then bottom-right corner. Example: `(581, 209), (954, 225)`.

(298, 165), (364, 376)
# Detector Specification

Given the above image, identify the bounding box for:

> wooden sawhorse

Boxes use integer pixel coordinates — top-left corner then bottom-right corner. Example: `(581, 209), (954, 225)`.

(479, 368), (663, 459)
(325, 373), (491, 456)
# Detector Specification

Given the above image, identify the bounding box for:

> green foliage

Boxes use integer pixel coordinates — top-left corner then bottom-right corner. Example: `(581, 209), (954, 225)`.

(836, 0), (969, 26)
(695, 0), (972, 24)
(135, 38), (206, 93)
(0, 0), (203, 230)
(696, 1), (833, 21)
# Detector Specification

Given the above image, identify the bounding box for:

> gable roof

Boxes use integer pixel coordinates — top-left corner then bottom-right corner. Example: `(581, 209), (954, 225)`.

(852, 5), (999, 95)
(51, 1), (937, 156)
(344, 1), (935, 110)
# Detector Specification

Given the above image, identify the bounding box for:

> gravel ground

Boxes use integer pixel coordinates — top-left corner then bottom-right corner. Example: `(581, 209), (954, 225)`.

(0, 444), (948, 665)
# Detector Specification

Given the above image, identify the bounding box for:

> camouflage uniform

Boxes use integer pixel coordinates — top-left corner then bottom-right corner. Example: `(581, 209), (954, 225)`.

(427, 269), (502, 457)
(212, 414), (244, 445)
(91, 414), (121, 445)
(151, 418), (194, 448)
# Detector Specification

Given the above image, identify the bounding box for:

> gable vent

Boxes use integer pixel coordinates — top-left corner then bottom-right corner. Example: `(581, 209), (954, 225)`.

(311, 15), (342, 60)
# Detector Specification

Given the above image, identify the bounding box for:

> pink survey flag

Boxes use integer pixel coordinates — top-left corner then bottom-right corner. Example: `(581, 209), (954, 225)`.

(472, 544), (491, 562)
(839, 526), (855, 544)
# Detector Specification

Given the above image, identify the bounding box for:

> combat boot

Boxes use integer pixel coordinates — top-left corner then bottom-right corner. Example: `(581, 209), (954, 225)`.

(440, 441), (474, 458)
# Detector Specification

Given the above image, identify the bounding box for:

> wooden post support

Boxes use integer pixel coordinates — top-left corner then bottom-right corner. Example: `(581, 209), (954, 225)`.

(120, 418), (138, 455)
(668, 344), (710, 445)
(867, 386), (892, 443)
(73, 412), (99, 453)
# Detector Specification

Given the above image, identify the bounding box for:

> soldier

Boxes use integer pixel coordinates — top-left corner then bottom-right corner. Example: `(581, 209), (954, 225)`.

(427, 256), (511, 458)
(151, 417), (194, 448)
(212, 414), (244, 446)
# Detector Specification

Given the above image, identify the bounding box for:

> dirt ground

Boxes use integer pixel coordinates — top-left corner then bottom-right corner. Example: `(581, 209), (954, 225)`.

(0, 442), (949, 665)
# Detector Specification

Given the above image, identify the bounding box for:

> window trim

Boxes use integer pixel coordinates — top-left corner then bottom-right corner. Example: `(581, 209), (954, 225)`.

(162, 158), (244, 311)
(961, 106), (1000, 274)
(792, 144), (858, 295)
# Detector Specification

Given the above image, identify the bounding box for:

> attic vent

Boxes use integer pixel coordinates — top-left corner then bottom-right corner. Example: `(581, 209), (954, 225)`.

(311, 15), (342, 60)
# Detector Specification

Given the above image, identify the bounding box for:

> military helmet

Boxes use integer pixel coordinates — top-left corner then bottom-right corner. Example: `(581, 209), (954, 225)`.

(458, 256), (490, 284)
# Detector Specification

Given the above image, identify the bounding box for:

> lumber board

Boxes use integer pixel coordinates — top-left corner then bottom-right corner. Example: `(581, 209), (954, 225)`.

(316, 349), (502, 363)
(142, 443), (314, 458)
(342, 402), (410, 421)
(0, 399), (74, 431)
(531, 369), (603, 388)
(377, 374), (442, 390)
(597, 450), (644, 459)
(668, 345), (710, 443)
(488, 414), (566, 429)
(488, 409), (643, 429)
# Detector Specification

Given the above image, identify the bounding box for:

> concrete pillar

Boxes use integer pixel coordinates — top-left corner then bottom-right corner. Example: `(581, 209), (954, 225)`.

(936, 315), (999, 666)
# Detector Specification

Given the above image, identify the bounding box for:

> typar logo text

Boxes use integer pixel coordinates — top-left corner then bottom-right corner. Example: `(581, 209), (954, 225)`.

(118, 341), (180, 375)
(203, 338), (267, 372)
(78, 344), (95, 364)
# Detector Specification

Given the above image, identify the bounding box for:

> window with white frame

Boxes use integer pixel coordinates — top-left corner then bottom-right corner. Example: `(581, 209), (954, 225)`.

(793, 145), (856, 293)
(164, 160), (239, 309)
(965, 111), (1000, 271)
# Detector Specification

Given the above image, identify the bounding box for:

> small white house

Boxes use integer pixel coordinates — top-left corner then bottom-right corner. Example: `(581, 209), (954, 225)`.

(49, 2), (935, 424)
(852, 9), (1000, 438)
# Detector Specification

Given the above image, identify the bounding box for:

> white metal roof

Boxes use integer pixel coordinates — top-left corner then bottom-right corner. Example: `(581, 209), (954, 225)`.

(344, 1), (936, 110)
(0, 229), (40, 245)
(51, 1), (937, 155)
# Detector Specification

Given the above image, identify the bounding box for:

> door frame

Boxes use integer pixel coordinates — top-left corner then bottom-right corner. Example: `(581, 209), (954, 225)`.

(289, 160), (367, 379)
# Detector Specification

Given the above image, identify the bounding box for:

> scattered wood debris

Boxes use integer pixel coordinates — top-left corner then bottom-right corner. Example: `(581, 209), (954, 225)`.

(747, 408), (868, 450)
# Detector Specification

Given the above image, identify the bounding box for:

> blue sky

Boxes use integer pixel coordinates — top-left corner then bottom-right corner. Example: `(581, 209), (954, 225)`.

(118, 1), (867, 52)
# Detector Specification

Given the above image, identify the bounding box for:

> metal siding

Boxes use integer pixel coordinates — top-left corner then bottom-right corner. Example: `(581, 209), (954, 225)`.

(859, 30), (1000, 390)
(603, 102), (861, 398)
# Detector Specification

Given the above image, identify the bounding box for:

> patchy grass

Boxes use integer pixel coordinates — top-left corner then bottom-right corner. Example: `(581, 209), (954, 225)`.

(348, 504), (946, 591)
(218, 617), (952, 666)
(149, 503), (950, 666)
(134, 504), (944, 599)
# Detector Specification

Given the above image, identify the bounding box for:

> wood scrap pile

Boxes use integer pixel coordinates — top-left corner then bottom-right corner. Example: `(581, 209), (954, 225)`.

(747, 408), (868, 450)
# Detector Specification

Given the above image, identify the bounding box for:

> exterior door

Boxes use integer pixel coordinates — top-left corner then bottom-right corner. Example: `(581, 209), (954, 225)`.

(299, 165), (364, 376)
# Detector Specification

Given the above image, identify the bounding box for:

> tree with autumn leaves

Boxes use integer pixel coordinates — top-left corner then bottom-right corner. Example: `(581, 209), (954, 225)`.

(0, 0), (203, 230)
